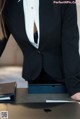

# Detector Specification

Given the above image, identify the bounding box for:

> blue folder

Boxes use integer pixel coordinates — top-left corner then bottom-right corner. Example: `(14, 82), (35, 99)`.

(28, 84), (67, 94)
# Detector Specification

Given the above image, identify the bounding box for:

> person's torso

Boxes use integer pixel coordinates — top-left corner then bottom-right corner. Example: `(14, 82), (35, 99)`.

(3, 0), (66, 80)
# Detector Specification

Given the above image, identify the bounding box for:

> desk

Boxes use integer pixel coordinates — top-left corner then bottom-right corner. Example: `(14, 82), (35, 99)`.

(0, 88), (80, 119)
(15, 88), (74, 103)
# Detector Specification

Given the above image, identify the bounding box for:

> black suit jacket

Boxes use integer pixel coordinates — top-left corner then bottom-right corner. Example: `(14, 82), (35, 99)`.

(0, 0), (80, 95)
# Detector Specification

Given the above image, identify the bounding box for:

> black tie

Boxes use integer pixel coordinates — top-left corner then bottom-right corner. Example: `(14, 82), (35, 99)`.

(34, 31), (38, 44)
(34, 22), (38, 44)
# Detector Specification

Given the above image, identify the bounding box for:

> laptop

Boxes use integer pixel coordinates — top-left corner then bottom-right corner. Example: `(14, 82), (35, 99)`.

(27, 83), (76, 103)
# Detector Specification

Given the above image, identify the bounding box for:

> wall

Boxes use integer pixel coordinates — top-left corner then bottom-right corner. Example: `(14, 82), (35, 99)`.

(0, 35), (23, 66)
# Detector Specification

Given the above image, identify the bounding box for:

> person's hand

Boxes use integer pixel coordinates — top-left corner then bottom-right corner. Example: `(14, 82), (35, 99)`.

(71, 93), (80, 101)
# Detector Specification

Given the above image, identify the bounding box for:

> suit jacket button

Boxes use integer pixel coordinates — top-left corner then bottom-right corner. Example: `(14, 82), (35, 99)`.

(37, 50), (40, 54)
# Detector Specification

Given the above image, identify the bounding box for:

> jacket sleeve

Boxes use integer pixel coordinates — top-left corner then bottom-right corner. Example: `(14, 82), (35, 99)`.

(0, 23), (10, 57)
(61, 1), (80, 96)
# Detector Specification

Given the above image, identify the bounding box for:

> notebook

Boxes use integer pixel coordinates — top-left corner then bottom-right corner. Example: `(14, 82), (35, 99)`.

(0, 82), (17, 102)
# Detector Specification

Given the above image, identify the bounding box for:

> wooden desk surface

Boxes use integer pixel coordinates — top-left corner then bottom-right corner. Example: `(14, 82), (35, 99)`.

(7, 103), (80, 119)
(0, 88), (80, 119)
(15, 88), (75, 103)
(0, 103), (80, 119)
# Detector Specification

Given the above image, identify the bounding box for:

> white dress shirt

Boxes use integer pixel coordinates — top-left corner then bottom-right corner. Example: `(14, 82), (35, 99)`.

(23, 0), (40, 49)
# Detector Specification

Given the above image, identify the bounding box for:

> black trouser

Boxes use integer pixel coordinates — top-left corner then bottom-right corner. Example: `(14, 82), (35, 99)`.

(28, 69), (65, 84)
